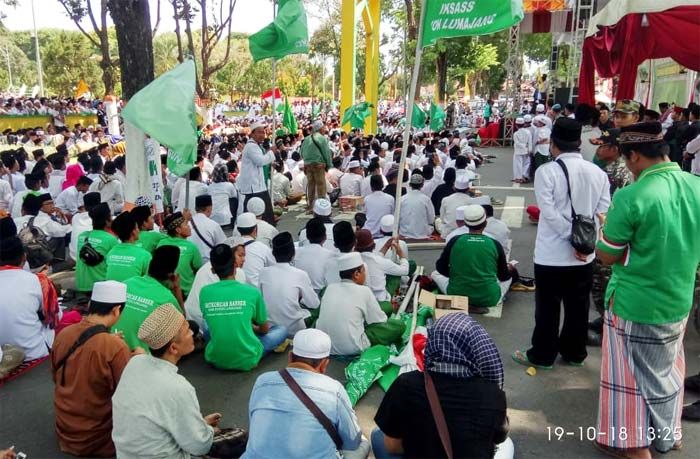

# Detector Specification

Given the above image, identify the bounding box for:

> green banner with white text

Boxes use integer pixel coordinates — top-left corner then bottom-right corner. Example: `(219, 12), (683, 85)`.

(421, 0), (524, 47)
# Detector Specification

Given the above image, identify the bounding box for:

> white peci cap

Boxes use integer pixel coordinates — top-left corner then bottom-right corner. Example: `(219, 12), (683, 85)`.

(535, 104), (545, 113)
(347, 160), (361, 169)
(454, 174), (471, 191)
(313, 198), (332, 216)
(338, 252), (363, 271)
(91, 280), (127, 304)
(292, 329), (332, 359)
(523, 114), (532, 123)
(247, 197), (265, 216)
(250, 121), (267, 132)
(516, 117), (524, 125)
(463, 204), (486, 227)
(236, 212), (257, 229)
(380, 214), (394, 233)
(455, 206), (467, 221)
(380, 142), (389, 150)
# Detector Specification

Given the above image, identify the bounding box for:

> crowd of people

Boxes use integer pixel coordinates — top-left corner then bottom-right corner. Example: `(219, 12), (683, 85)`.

(0, 90), (700, 459)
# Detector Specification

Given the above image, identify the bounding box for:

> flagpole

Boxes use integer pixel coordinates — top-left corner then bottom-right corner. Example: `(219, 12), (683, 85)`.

(270, 0), (278, 144)
(392, 0), (427, 238)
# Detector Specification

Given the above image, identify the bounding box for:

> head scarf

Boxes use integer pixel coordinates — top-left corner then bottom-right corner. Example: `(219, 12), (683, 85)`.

(134, 195), (152, 207)
(212, 163), (229, 183)
(62, 164), (84, 190)
(424, 313), (504, 388)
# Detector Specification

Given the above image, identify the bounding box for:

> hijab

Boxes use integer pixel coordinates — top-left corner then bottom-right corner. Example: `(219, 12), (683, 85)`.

(62, 163), (84, 190)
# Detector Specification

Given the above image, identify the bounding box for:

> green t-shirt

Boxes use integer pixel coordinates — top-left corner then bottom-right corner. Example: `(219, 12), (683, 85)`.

(105, 242), (153, 282)
(200, 279), (267, 371)
(137, 230), (165, 253)
(112, 275), (180, 351)
(76, 229), (119, 292)
(156, 236), (202, 296)
(597, 162), (700, 324)
(446, 234), (503, 307)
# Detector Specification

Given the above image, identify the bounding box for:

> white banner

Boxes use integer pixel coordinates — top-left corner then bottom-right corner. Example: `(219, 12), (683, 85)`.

(145, 138), (165, 213)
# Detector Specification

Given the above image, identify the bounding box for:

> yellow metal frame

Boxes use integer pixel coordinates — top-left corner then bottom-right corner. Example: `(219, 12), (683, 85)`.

(340, 0), (380, 133)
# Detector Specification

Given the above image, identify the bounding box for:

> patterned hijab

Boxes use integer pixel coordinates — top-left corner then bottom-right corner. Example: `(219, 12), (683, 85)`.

(424, 313), (504, 388)
(212, 163), (229, 183)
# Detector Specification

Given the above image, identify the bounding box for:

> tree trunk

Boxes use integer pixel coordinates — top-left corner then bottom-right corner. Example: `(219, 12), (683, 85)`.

(404, 0), (417, 41)
(108, 0), (154, 99)
(436, 50), (448, 103)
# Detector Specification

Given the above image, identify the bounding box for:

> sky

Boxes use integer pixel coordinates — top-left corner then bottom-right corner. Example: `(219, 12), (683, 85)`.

(2, 0), (319, 36)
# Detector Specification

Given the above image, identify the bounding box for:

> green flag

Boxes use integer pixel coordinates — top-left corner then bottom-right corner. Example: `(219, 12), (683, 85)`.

(282, 96), (298, 134)
(411, 103), (426, 129)
(312, 103), (321, 118)
(421, 0), (524, 47)
(121, 60), (197, 177)
(341, 102), (373, 129)
(249, 0), (309, 62)
(430, 102), (446, 131)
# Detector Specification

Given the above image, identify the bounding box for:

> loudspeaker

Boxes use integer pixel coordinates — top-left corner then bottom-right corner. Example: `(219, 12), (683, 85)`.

(554, 87), (578, 106)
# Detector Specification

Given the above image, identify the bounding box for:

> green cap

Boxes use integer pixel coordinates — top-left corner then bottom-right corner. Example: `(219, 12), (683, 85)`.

(613, 99), (642, 115)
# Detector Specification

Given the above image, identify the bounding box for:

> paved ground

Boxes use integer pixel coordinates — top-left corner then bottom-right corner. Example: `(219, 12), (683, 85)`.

(1, 147), (699, 458)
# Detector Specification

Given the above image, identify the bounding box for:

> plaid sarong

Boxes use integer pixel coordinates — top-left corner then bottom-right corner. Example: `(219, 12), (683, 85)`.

(597, 311), (686, 452)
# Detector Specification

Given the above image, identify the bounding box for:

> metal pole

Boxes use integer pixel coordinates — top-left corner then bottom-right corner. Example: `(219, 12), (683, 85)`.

(402, 12), (408, 109)
(392, 0), (427, 238)
(271, 1), (277, 144)
(30, 0), (44, 97)
(4, 46), (12, 89)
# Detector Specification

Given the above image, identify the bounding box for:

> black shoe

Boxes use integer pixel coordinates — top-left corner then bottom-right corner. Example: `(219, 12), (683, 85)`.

(470, 306), (490, 315)
(588, 317), (604, 333)
(685, 374), (700, 393)
(682, 400), (700, 421)
(587, 330), (602, 347)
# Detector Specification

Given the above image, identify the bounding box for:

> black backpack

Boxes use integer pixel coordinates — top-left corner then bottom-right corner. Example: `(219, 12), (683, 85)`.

(17, 217), (54, 269)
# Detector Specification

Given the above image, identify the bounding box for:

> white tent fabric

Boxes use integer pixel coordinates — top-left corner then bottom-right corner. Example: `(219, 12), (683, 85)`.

(586, 0), (700, 37)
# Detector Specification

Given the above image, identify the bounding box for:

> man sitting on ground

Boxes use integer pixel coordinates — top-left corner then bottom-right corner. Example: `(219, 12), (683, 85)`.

(188, 194), (226, 263)
(157, 212), (203, 297)
(339, 160), (363, 196)
(432, 205), (513, 314)
(355, 229), (408, 312)
(317, 253), (405, 355)
(75, 202), (118, 294)
(298, 198), (335, 249)
(246, 196), (279, 248)
(364, 175), (394, 237)
(105, 211), (152, 282)
(399, 174), (435, 240)
(112, 246), (184, 351)
(294, 218), (336, 293)
(243, 329), (369, 459)
(439, 174), (472, 238)
(55, 175), (92, 221)
(51, 281), (134, 457)
(68, 192), (100, 262)
(200, 244), (288, 371)
(259, 232), (320, 334)
(112, 305), (220, 458)
(236, 212), (275, 288)
(131, 205), (164, 253)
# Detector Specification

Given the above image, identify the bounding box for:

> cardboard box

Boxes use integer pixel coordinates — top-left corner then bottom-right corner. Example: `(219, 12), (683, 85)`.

(418, 290), (469, 319)
(339, 195), (364, 212)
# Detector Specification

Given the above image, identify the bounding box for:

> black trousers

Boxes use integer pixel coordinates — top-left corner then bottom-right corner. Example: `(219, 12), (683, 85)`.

(242, 191), (274, 225)
(527, 263), (593, 366)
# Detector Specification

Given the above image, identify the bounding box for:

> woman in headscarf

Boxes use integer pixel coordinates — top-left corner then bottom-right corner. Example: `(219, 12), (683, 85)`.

(207, 163), (240, 227)
(62, 163), (85, 191)
(372, 313), (510, 459)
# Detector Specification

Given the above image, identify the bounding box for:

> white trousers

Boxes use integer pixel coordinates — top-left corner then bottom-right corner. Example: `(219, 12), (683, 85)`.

(513, 154), (531, 179)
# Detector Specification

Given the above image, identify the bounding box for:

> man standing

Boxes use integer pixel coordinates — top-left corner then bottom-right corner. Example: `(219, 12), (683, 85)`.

(300, 120), (333, 212)
(51, 281), (133, 457)
(594, 122), (700, 457)
(243, 329), (368, 458)
(513, 118), (610, 369)
(512, 117), (532, 183)
(237, 122), (275, 224)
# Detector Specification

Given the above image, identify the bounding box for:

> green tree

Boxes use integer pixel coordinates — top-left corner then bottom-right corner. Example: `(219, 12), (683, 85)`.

(521, 33), (551, 63)
(39, 29), (104, 96)
(0, 29), (38, 91)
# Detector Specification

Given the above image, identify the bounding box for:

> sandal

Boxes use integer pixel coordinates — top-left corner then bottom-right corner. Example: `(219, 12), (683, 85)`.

(511, 349), (553, 370)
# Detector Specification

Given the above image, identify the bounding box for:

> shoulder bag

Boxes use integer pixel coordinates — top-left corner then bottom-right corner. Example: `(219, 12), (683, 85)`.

(190, 217), (214, 249)
(424, 370), (453, 459)
(279, 368), (343, 450)
(556, 159), (597, 255)
(53, 324), (109, 385)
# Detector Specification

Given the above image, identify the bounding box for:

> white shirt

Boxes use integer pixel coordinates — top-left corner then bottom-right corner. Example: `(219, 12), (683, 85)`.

(89, 176), (124, 215)
(55, 186), (82, 215)
(112, 355), (215, 459)
(291, 172), (306, 195)
(293, 243), (336, 292)
(0, 268), (55, 360)
(445, 225), (469, 244)
(10, 189), (32, 217)
(316, 280), (387, 355)
(208, 181), (239, 226)
(484, 217), (511, 258)
(48, 170), (66, 199)
(421, 173), (442, 199)
(188, 212), (226, 263)
(69, 212), (92, 260)
(259, 262), (320, 336)
(255, 219), (279, 248)
(0, 179), (12, 211)
(185, 263), (246, 333)
(175, 181), (208, 213)
(298, 222), (336, 251)
(364, 191), (395, 237)
(686, 133), (700, 175)
(360, 251), (409, 301)
(237, 140), (275, 194)
(241, 236), (275, 288)
(534, 152), (610, 266)
(513, 128), (532, 156)
(339, 172), (363, 196)
(271, 172), (292, 203)
(535, 127), (551, 156)
(33, 211), (71, 238)
(439, 192), (472, 237)
(373, 235), (409, 264)
(399, 189), (435, 239)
